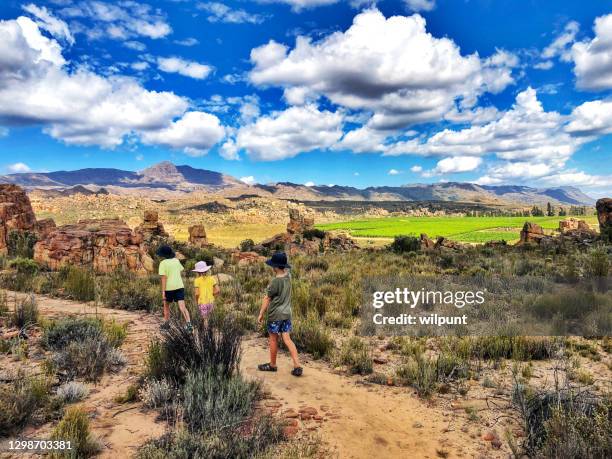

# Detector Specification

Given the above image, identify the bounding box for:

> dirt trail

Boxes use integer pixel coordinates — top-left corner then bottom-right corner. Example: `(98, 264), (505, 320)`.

(7, 292), (494, 458)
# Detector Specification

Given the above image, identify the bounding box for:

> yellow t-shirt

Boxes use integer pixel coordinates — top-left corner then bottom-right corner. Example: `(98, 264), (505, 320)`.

(194, 275), (217, 305)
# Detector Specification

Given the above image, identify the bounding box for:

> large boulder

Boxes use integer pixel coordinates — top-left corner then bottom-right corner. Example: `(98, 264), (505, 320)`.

(188, 224), (208, 247)
(34, 219), (154, 274)
(135, 210), (168, 243)
(0, 184), (39, 254)
(596, 198), (612, 241)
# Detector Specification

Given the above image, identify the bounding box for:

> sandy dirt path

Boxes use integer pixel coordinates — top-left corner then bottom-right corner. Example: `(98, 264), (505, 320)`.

(4, 291), (498, 458)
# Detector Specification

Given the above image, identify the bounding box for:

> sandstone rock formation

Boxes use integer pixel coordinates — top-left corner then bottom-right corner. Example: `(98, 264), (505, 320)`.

(286, 207), (314, 234)
(188, 224), (208, 247)
(135, 210), (168, 243)
(596, 198), (612, 241)
(559, 218), (592, 234)
(34, 219), (154, 274)
(419, 233), (435, 250)
(0, 184), (42, 254)
(231, 251), (266, 266)
(517, 222), (548, 245)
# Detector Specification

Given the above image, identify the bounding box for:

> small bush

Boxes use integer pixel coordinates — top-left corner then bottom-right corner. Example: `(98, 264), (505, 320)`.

(10, 294), (38, 328)
(50, 406), (101, 458)
(60, 266), (95, 302)
(57, 382), (89, 404)
(42, 318), (102, 351)
(291, 315), (334, 359)
(97, 272), (161, 311)
(102, 319), (127, 348)
(396, 354), (438, 397)
(303, 258), (329, 272)
(9, 257), (39, 275)
(183, 369), (259, 432)
(148, 316), (243, 384)
(53, 335), (113, 382)
(337, 337), (373, 375)
(0, 374), (50, 436)
(137, 417), (283, 459)
(390, 236), (420, 253)
(139, 379), (174, 409)
(114, 384), (139, 404)
(240, 239), (255, 252)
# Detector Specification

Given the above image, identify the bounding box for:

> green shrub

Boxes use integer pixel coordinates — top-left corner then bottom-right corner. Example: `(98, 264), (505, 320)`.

(9, 257), (39, 275)
(42, 318), (103, 351)
(337, 337), (373, 375)
(53, 335), (113, 382)
(56, 382), (89, 404)
(291, 315), (334, 359)
(60, 266), (95, 302)
(7, 230), (38, 258)
(0, 374), (50, 436)
(396, 354), (437, 397)
(148, 316), (243, 384)
(102, 319), (128, 348)
(10, 294), (38, 328)
(303, 258), (329, 272)
(139, 379), (174, 409)
(183, 369), (259, 432)
(137, 417), (283, 459)
(97, 272), (161, 311)
(240, 239), (255, 252)
(389, 236), (420, 253)
(50, 406), (101, 458)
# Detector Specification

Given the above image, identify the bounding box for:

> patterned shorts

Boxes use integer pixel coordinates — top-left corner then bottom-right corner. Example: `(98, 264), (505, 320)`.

(198, 303), (214, 317)
(267, 319), (292, 334)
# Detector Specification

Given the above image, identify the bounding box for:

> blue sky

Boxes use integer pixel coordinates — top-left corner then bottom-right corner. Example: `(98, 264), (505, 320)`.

(0, 0), (611, 195)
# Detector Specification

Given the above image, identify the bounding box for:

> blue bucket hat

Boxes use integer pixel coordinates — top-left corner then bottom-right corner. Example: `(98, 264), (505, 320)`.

(265, 251), (290, 269)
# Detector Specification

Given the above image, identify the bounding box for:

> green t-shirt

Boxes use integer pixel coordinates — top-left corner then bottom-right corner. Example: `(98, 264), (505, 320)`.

(158, 258), (184, 291)
(266, 273), (292, 322)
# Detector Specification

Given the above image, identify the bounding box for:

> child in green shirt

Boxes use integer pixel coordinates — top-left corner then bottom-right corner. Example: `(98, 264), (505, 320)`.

(157, 245), (191, 330)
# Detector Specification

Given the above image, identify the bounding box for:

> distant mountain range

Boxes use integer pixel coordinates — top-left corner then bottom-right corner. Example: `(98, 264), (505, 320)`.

(0, 161), (595, 206)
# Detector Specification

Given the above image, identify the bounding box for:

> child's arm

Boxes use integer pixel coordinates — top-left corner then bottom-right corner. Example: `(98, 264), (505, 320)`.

(257, 296), (270, 324)
(160, 275), (167, 298)
(213, 285), (220, 296)
(194, 287), (200, 303)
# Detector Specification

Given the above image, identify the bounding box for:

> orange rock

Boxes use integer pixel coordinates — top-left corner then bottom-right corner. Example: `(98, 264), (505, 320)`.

(282, 425), (299, 438)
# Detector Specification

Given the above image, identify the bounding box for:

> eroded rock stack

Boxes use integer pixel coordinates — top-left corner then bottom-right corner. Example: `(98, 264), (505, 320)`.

(188, 225), (208, 247)
(286, 207), (314, 234)
(135, 210), (168, 243)
(596, 198), (612, 241)
(517, 222), (549, 245)
(0, 184), (44, 254)
(34, 219), (154, 274)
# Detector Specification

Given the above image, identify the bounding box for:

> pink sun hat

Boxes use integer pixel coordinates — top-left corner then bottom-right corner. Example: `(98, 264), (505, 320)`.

(192, 261), (212, 273)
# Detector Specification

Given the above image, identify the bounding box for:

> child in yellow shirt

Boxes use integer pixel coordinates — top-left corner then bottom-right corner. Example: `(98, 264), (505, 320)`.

(192, 261), (219, 318)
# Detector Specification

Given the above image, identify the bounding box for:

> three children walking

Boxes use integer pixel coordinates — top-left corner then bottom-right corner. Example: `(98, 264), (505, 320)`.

(157, 245), (302, 377)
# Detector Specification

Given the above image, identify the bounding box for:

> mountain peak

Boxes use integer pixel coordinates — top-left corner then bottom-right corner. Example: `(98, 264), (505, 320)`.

(139, 161), (182, 183)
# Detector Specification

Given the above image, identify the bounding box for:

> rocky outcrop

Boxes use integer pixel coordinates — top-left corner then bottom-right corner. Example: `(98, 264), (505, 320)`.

(34, 219), (154, 274)
(188, 224), (208, 247)
(231, 251), (266, 266)
(134, 210), (168, 243)
(0, 184), (40, 254)
(323, 231), (360, 251)
(35, 218), (57, 237)
(596, 198), (612, 241)
(419, 233), (435, 250)
(286, 207), (314, 235)
(517, 222), (548, 245)
(559, 218), (592, 234)
(434, 236), (463, 250)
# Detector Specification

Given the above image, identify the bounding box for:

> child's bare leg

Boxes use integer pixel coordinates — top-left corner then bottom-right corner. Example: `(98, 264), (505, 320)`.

(269, 333), (279, 367)
(281, 333), (300, 368)
(177, 300), (191, 323)
(163, 300), (170, 321)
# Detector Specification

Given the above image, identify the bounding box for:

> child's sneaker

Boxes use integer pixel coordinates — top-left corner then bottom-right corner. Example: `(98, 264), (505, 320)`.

(160, 322), (170, 331)
(185, 322), (194, 333)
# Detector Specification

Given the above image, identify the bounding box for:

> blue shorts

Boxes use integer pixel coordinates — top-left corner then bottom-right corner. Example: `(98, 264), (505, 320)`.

(164, 288), (185, 303)
(267, 319), (292, 334)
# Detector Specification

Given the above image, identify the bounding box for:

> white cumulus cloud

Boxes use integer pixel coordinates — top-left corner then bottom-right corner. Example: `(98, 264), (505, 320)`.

(240, 175), (256, 185)
(388, 168), (401, 175)
(249, 9), (516, 131)
(404, 0), (436, 12)
(235, 105), (344, 160)
(22, 3), (74, 45)
(157, 57), (212, 80)
(7, 162), (31, 173)
(197, 2), (266, 24)
(571, 14), (612, 90)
